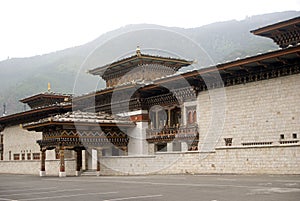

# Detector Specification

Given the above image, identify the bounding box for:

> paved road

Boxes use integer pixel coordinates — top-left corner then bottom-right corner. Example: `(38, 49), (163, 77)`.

(0, 174), (300, 201)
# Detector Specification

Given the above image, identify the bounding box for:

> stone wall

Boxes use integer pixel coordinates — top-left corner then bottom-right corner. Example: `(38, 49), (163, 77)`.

(99, 73), (300, 175)
(0, 159), (76, 176)
(2, 125), (41, 161)
(99, 145), (300, 175)
(198, 73), (300, 149)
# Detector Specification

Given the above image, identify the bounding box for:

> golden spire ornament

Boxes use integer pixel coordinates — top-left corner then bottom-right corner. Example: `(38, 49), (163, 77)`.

(47, 82), (51, 92)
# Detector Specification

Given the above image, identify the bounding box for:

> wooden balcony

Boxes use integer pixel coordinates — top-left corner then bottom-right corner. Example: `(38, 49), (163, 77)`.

(146, 125), (198, 143)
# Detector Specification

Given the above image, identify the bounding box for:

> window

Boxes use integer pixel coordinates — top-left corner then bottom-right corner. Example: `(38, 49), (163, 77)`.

(186, 106), (197, 125)
(224, 138), (233, 146)
(21, 153), (25, 160)
(149, 106), (168, 129)
(193, 111), (197, 123)
(280, 134), (284, 140)
(13, 154), (20, 160)
(156, 143), (167, 152)
(9, 151), (11, 160)
(55, 149), (59, 159)
(293, 133), (297, 139)
(33, 153), (40, 160)
(188, 111), (193, 124)
(27, 153), (31, 160)
(170, 107), (181, 127)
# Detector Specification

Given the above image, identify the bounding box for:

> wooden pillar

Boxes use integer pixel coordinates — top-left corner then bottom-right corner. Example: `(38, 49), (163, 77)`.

(75, 149), (82, 176)
(96, 149), (101, 176)
(40, 148), (46, 177)
(168, 109), (171, 127)
(59, 146), (66, 177)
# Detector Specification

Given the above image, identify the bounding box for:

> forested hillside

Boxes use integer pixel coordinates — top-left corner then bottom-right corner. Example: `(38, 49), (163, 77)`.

(0, 11), (299, 114)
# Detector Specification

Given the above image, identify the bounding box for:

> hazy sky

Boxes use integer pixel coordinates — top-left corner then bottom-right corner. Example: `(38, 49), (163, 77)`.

(0, 0), (299, 61)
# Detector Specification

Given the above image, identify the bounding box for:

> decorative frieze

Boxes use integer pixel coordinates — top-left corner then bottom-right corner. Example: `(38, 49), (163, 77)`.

(146, 125), (198, 144)
(197, 64), (300, 93)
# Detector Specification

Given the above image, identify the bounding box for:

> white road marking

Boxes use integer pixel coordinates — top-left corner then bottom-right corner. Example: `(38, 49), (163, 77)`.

(248, 187), (300, 195)
(103, 194), (163, 201)
(1, 188), (83, 197)
(44, 178), (260, 189)
(15, 191), (118, 201)
(0, 187), (57, 193)
(88, 176), (148, 179)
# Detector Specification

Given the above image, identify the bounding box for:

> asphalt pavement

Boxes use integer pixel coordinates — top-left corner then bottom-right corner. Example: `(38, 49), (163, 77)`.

(0, 174), (300, 201)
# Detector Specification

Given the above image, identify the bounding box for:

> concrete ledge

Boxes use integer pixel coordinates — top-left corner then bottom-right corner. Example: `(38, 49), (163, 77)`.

(155, 151), (208, 155)
(39, 171), (46, 177)
(59, 172), (66, 177)
(216, 143), (300, 150)
(102, 155), (156, 159)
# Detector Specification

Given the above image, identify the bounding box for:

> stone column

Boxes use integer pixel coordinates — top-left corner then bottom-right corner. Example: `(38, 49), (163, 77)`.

(127, 110), (149, 156)
(82, 149), (88, 170)
(59, 146), (66, 177)
(96, 149), (102, 176)
(181, 142), (188, 152)
(75, 149), (82, 176)
(167, 142), (173, 152)
(40, 148), (46, 177)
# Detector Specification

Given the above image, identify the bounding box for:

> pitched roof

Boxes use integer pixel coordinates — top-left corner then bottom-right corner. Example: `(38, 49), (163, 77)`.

(23, 111), (135, 131)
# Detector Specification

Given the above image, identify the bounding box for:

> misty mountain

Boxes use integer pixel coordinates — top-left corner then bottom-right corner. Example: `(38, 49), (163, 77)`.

(0, 11), (299, 114)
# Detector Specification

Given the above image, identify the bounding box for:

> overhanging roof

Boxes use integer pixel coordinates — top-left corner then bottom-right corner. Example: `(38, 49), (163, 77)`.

(149, 45), (300, 85)
(74, 45), (300, 103)
(88, 52), (193, 79)
(0, 102), (72, 127)
(251, 16), (300, 48)
(23, 111), (135, 131)
(251, 16), (300, 35)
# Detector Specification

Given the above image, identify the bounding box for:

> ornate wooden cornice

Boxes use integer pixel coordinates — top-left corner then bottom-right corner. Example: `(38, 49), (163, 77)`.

(146, 125), (199, 144)
(251, 16), (300, 48)
(37, 129), (129, 148)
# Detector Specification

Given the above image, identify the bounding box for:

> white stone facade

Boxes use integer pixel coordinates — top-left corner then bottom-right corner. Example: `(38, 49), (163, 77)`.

(0, 73), (299, 176)
(99, 73), (300, 175)
(2, 125), (41, 161)
(198, 73), (300, 149)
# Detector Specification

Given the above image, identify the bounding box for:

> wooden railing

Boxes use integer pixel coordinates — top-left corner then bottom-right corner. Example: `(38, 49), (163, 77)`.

(146, 125), (198, 143)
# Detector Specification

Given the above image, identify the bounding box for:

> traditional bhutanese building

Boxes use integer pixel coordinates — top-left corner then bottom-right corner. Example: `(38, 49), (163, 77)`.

(0, 16), (299, 177)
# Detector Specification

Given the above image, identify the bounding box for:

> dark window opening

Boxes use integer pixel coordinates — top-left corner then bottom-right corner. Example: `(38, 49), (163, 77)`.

(13, 154), (20, 160)
(55, 149), (59, 159)
(33, 153), (40, 160)
(293, 133), (297, 139)
(156, 143), (167, 152)
(112, 147), (120, 156)
(280, 134), (284, 140)
(224, 138), (233, 146)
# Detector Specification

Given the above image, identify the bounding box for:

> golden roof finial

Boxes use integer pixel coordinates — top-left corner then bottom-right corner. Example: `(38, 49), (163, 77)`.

(136, 46), (141, 57)
(47, 82), (51, 92)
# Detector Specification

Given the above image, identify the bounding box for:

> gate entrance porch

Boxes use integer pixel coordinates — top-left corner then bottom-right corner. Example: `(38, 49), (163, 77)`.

(23, 111), (134, 177)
